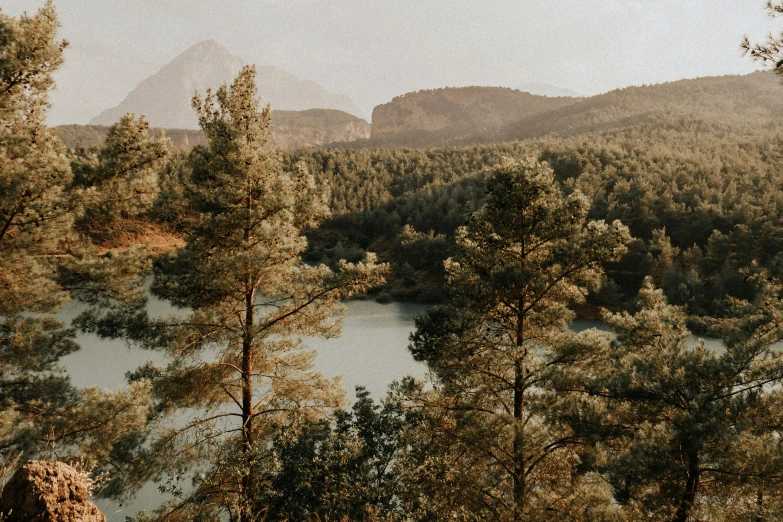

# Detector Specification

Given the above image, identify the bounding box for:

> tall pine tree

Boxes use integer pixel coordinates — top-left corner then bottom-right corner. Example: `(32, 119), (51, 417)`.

(133, 65), (386, 521)
(0, 1), (152, 480)
(410, 158), (630, 521)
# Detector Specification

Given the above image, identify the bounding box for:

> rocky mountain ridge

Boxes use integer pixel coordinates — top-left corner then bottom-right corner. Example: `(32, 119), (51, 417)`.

(369, 86), (576, 146)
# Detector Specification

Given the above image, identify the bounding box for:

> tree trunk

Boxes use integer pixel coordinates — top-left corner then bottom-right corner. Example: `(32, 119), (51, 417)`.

(240, 288), (255, 522)
(672, 452), (699, 522)
(513, 307), (525, 522)
(239, 170), (256, 522)
(756, 489), (764, 522)
(513, 359), (524, 522)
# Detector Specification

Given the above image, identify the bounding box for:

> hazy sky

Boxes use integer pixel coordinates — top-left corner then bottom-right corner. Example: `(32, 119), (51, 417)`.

(4, 0), (778, 124)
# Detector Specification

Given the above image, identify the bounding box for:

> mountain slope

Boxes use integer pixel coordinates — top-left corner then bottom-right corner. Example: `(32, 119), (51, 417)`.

(368, 86), (576, 147)
(357, 71), (783, 149)
(60, 109), (369, 150)
(89, 40), (360, 129)
(495, 71), (783, 142)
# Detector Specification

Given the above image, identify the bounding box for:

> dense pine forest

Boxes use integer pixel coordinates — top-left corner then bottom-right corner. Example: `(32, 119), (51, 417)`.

(9, 2), (783, 522)
(283, 125), (783, 322)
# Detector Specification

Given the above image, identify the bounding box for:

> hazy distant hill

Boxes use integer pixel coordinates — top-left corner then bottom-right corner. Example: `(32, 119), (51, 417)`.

(60, 109), (369, 150)
(360, 71), (783, 148)
(517, 82), (582, 98)
(89, 40), (361, 129)
(496, 71), (783, 142)
(369, 86), (576, 147)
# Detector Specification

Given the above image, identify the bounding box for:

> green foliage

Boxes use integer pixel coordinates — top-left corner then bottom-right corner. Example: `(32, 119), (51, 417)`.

(56, 124), (208, 150)
(149, 149), (192, 229)
(0, 0), (71, 316)
(123, 65), (387, 521)
(280, 123), (783, 315)
(562, 279), (783, 521)
(408, 158), (630, 520)
(391, 225), (451, 275)
(253, 386), (412, 521)
(0, 1), (152, 483)
(71, 114), (171, 240)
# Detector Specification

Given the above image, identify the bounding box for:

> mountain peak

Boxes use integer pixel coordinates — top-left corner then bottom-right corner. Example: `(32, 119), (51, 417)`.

(89, 41), (360, 129)
(180, 39), (233, 58)
(190, 39), (223, 49)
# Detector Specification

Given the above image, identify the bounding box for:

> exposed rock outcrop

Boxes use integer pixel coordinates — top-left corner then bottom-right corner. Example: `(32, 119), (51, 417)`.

(271, 109), (370, 148)
(369, 86), (575, 147)
(0, 460), (106, 522)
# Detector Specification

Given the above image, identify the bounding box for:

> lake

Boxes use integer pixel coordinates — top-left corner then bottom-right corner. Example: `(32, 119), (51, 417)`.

(58, 302), (723, 519)
(60, 297), (431, 399)
(59, 298), (430, 519)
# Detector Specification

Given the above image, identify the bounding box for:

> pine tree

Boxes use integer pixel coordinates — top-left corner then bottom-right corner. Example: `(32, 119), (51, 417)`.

(253, 385), (412, 521)
(71, 113), (171, 240)
(565, 279), (783, 522)
(135, 65), (387, 521)
(742, 2), (783, 75)
(0, 1), (152, 478)
(0, 0), (71, 316)
(409, 158), (630, 520)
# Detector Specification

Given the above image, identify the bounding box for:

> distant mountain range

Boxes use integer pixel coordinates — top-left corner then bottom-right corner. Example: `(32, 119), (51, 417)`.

(80, 44), (783, 153)
(89, 40), (361, 129)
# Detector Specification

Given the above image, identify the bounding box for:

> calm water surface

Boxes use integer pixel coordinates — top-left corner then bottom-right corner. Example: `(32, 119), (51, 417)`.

(59, 298), (429, 519)
(61, 298), (430, 397)
(59, 307), (723, 519)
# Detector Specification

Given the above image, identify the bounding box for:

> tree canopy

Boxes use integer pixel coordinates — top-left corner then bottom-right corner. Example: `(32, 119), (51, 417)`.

(409, 158), (629, 520)
(120, 65), (387, 521)
(0, 0), (153, 484)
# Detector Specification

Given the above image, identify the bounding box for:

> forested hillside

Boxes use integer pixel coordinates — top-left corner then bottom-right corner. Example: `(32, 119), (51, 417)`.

(496, 70), (783, 141)
(286, 107), (783, 317)
(355, 71), (783, 148)
(57, 108), (370, 150)
(61, 71), (783, 317)
(56, 70), (783, 318)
